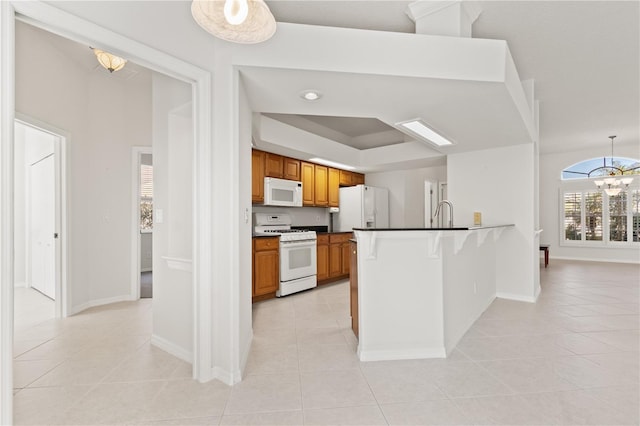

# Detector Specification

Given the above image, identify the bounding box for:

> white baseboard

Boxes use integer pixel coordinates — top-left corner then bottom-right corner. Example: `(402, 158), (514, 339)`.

(496, 291), (537, 303)
(357, 347), (447, 362)
(151, 334), (192, 364)
(211, 365), (242, 386)
(69, 295), (132, 315)
(550, 255), (640, 265)
(13, 282), (26, 288)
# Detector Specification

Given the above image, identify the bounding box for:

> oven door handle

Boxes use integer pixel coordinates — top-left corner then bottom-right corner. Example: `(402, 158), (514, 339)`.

(279, 239), (317, 247)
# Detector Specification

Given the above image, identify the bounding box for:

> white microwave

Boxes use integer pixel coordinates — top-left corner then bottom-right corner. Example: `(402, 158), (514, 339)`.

(264, 177), (303, 207)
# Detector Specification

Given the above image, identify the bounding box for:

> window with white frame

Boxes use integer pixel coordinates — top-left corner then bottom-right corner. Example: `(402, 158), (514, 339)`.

(561, 157), (640, 246)
(140, 161), (153, 231)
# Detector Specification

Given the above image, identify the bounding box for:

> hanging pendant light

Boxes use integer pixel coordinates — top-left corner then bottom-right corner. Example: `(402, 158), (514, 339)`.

(191, 0), (276, 44)
(92, 48), (127, 73)
(591, 135), (634, 196)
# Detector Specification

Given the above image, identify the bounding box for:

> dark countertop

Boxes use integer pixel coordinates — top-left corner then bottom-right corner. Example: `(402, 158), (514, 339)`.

(352, 224), (515, 231)
(317, 231), (354, 235)
(252, 234), (280, 238)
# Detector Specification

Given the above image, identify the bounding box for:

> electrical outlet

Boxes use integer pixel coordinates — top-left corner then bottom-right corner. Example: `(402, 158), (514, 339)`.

(473, 282), (478, 294)
(315, 215), (321, 222)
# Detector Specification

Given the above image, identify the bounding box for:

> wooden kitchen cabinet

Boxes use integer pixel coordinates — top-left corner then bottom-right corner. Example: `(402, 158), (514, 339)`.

(351, 172), (365, 185)
(339, 169), (365, 186)
(317, 232), (352, 284)
(339, 170), (352, 186)
(316, 234), (330, 282)
(314, 165), (329, 206)
(301, 161), (315, 206)
(252, 150), (265, 203)
(264, 153), (284, 178)
(328, 167), (340, 207)
(252, 149), (365, 205)
(253, 237), (279, 301)
(349, 240), (358, 338)
(341, 240), (351, 275)
(283, 157), (301, 181)
(328, 243), (342, 277)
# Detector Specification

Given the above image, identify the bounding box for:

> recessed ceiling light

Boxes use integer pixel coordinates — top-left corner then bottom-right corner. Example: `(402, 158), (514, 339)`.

(300, 90), (322, 101)
(395, 119), (454, 147)
(309, 158), (355, 170)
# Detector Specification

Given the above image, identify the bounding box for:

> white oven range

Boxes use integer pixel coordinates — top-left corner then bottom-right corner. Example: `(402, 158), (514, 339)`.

(253, 213), (317, 297)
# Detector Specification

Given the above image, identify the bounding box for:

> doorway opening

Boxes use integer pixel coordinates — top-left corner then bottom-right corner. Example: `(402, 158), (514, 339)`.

(13, 118), (67, 321)
(133, 148), (154, 299)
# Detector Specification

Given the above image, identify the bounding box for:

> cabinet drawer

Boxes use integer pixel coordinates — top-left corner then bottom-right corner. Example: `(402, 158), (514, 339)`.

(329, 233), (352, 244)
(254, 237), (279, 251)
(317, 234), (329, 245)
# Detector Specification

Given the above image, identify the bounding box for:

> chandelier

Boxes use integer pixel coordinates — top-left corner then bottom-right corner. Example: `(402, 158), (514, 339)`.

(590, 136), (634, 196)
(191, 0), (276, 44)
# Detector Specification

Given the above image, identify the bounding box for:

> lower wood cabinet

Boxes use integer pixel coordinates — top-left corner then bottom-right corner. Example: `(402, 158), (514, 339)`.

(253, 237), (279, 301)
(316, 234), (329, 281)
(317, 232), (352, 285)
(350, 240), (358, 338)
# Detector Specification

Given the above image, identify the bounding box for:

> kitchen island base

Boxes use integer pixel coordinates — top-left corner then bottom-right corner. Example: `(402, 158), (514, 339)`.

(353, 226), (513, 362)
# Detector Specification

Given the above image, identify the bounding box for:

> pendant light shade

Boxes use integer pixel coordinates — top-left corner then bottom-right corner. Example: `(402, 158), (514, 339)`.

(590, 135), (635, 195)
(92, 48), (127, 73)
(191, 0), (276, 44)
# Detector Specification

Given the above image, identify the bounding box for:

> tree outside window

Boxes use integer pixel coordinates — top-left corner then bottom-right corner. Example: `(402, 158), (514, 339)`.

(140, 162), (153, 231)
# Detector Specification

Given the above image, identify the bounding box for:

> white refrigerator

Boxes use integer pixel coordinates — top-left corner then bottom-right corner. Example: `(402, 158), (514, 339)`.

(336, 185), (389, 232)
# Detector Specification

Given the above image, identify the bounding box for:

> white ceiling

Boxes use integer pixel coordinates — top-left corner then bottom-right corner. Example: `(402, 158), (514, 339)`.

(265, 0), (639, 155)
(21, 1), (639, 161)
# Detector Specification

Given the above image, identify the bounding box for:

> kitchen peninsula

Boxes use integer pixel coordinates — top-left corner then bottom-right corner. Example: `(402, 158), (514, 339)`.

(351, 225), (514, 362)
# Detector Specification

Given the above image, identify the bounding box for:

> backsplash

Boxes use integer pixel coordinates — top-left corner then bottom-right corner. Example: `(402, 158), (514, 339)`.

(252, 205), (330, 227)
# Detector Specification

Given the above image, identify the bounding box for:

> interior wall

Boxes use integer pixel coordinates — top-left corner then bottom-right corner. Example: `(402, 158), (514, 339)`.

(15, 22), (152, 311)
(366, 165), (446, 227)
(448, 144), (538, 301)
(150, 73), (193, 359)
(238, 80), (253, 375)
(540, 142), (640, 263)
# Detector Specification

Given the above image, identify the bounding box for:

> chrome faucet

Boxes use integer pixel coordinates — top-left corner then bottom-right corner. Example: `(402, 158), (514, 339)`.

(433, 200), (454, 228)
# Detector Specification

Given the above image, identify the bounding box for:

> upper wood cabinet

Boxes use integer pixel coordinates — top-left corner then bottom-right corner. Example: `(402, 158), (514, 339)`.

(252, 149), (365, 206)
(301, 161), (315, 206)
(251, 150), (265, 203)
(265, 153), (284, 178)
(340, 169), (365, 186)
(339, 170), (352, 186)
(283, 157), (301, 181)
(314, 165), (329, 207)
(352, 172), (365, 186)
(328, 168), (340, 207)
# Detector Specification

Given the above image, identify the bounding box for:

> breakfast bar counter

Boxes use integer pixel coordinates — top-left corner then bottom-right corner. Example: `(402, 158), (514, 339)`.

(351, 225), (514, 362)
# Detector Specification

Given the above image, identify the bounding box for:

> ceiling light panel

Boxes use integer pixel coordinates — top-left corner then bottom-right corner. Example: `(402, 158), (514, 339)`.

(396, 119), (454, 147)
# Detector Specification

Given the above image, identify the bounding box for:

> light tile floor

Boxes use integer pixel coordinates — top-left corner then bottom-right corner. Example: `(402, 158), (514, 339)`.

(13, 259), (640, 425)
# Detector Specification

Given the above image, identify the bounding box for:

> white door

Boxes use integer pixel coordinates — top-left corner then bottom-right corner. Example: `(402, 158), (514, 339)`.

(29, 154), (56, 299)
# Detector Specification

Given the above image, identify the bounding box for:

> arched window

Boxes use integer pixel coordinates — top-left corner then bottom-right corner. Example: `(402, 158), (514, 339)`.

(560, 157), (640, 245)
(562, 157), (640, 180)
